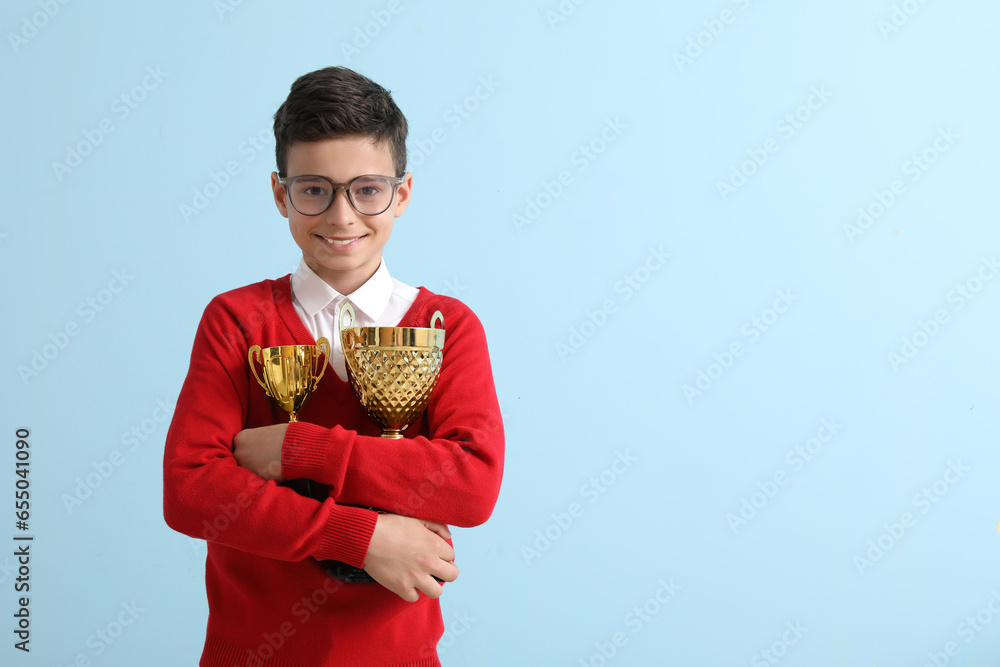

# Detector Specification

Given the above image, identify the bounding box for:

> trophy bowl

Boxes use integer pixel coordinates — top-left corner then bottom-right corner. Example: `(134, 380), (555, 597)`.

(248, 338), (330, 422)
(340, 303), (445, 439)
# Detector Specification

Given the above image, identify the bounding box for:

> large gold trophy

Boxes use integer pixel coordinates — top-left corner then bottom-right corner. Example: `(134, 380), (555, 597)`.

(319, 304), (446, 583)
(339, 302), (445, 438)
(248, 338), (330, 422)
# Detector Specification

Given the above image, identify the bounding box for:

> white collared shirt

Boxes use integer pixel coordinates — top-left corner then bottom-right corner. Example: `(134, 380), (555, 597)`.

(290, 259), (419, 381)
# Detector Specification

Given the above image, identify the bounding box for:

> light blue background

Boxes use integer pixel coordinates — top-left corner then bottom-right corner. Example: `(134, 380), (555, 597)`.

(2, 1), (999, 665)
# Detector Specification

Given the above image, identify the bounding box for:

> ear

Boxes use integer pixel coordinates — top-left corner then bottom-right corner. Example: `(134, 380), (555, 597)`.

(392, 172), (413, 218)
(271, 172), (290, 218)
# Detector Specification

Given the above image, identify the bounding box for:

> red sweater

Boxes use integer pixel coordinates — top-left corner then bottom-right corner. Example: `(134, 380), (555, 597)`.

(162, 276), (504, 667)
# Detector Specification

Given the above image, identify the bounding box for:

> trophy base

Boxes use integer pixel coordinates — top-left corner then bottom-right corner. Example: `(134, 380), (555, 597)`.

(321, 560), (376, 583)
(280, 479), (381, 584)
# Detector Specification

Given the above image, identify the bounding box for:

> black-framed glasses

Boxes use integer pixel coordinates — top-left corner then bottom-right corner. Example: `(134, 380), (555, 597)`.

(278, 174), (404, 216)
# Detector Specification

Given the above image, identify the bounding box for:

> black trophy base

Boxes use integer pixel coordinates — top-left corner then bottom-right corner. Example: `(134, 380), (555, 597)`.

(321, 560), (376, 583)
(280, 479), (378, 583)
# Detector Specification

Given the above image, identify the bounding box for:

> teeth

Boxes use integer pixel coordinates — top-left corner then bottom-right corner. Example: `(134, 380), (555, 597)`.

(325, 237), (360, 246)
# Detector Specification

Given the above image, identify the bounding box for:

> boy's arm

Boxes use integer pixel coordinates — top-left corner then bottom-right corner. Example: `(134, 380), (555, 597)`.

(279, 300), (505, 527)
(162, 296), (377, 566)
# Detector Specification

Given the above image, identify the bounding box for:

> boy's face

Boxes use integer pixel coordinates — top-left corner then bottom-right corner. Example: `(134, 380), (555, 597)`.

(271, 136), (411, 295)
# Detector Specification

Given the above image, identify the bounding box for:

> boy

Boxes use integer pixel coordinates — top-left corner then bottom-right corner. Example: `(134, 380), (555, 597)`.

(162, 66), (504, 666)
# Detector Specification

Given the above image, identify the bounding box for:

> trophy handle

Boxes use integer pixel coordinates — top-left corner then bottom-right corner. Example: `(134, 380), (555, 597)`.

(247, 346), (269, 393)
(340, 301), (356, 330)
(313, 337), (330, 390)
(430, 310), (444, 330)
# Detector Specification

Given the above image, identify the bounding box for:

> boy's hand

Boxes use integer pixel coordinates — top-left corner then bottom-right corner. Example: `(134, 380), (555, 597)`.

(364, 514), (458, 602)
(233, 424), (288, 481)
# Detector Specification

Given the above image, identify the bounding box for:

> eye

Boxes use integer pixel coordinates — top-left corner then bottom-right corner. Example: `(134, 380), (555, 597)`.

(292, 178), (330, 198)
(351, 177), (387, 199)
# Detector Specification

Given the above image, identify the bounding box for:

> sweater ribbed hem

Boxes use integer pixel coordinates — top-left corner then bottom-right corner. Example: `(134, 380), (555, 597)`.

(282, 422), (352, 489)
(201, 634), (441, 667)
(316, 503), (377, 567)
(202, 634), (305, 667)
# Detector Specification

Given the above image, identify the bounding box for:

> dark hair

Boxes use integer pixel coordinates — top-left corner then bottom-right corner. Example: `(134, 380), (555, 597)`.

(273, 66), (408, 177)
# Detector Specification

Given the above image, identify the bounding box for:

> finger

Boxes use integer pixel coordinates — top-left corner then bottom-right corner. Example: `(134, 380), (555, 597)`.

(416, 577), (445, 600)
(434, 560), (459, 583)
(398, 586), (420, 603)
(437, 542), (455, 563)
(422, 520), (452, 541)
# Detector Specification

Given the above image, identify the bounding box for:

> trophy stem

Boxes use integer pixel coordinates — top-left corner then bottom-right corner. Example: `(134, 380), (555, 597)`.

(288, 412), (298, 422)
(380, 430), (403, 439)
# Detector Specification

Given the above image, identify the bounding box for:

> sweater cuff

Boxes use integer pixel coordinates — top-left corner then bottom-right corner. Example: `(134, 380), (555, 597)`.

(315, 504), (378, 568)
(282, 421), (354, 490)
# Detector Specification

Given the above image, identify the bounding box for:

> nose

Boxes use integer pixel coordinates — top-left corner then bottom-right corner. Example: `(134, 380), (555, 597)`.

(325, 187), (356, 224)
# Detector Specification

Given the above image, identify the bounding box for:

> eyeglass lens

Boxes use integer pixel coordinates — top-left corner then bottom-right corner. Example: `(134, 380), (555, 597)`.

(286, 175), (396, 216)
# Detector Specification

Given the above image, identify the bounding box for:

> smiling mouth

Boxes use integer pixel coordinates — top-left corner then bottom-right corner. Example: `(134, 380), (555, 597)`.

(319, 235), (366, 246)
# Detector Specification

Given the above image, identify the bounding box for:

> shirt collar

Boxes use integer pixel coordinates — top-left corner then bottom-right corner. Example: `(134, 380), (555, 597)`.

(290, 259), (395, 321)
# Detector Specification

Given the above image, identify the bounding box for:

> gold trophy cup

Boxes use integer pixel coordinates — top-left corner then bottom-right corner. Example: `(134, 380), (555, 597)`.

(340, 303), (445, 438)
(248, 338), (330, 422)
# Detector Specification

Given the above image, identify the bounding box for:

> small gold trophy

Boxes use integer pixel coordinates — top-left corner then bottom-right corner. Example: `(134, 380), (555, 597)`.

(248, 338), (330, 422)
(340, 303), (445, 439)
